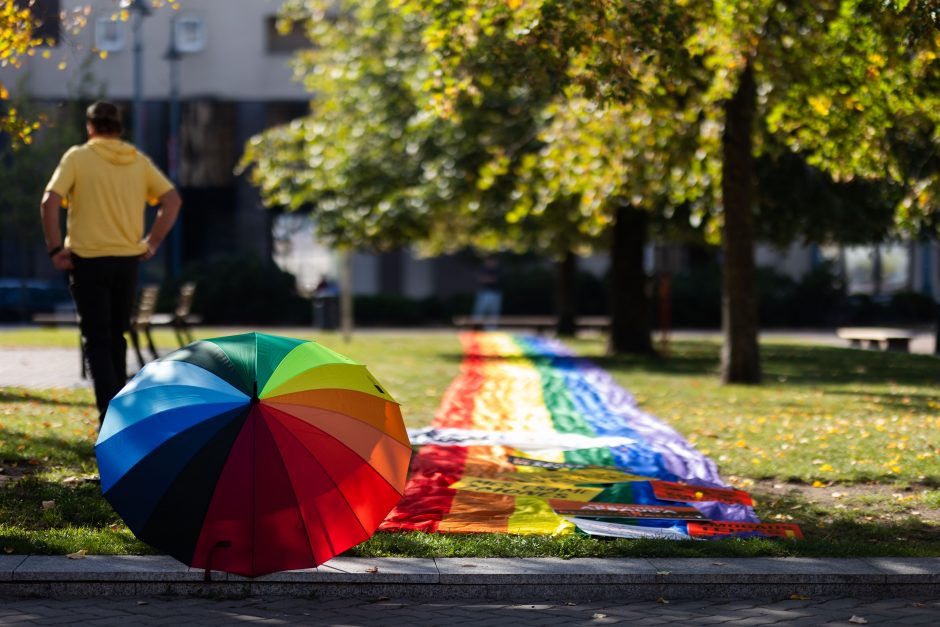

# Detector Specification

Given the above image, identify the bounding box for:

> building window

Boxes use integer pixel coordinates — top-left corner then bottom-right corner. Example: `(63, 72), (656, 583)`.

(843, 244), (911, 296)
(265, 16), (310, 55)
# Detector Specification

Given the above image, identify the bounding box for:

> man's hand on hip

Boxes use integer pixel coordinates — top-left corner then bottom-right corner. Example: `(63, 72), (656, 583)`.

(51, 248), (73, 271)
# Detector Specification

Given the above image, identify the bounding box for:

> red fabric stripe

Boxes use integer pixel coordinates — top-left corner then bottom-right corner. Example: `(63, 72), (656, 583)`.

(190, 407), (256, 576)
(262, 406), (374, 563)
(431, 333), (485, 429)
(190, 406), (318, 577)
(380, 333), (486, 532)
(379, 444), (469, 532)
(251, 414), (316, 575)
(262, 406), (402, 539)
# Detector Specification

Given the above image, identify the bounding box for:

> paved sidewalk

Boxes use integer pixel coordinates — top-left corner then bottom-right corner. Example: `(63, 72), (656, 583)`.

(2, 556), (939, 600)
(0, 595), (937, 626)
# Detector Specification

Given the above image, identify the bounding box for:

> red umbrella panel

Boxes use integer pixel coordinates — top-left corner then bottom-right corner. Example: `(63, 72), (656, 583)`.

(95, 332), (411, 577)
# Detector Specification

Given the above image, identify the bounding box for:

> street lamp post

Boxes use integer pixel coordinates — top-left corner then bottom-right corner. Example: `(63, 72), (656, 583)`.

(121, 0), (151, 147)
(165, 22), (182, 278)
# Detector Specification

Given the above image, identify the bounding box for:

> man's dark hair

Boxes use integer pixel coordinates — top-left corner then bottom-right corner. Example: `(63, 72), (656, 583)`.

(86, 101), (123, 135)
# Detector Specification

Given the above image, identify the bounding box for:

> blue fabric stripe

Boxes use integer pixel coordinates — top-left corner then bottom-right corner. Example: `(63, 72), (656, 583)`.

(110, 360), (247, 402)
(96, 399), (247, 492)
(98, 367), (249, 444)
(516, 335), (675, 481)
(99, 406), (248, 531)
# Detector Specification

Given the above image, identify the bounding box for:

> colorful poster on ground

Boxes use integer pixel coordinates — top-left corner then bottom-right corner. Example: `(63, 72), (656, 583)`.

(649, 481), (754, 507)
(379, 333), (801, 540)
(451, 477), (604, 501)
(549, 500), (708, 520)
(687, 521), (804, 540)
(565, 518), (692, 540)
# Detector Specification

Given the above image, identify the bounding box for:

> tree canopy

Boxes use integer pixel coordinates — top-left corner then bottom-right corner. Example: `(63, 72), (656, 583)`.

(395, 0), (938, 381)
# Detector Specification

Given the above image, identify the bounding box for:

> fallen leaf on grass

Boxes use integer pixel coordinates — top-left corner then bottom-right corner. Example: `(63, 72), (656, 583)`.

(109, 524), (122, 532)
(849, 616), (868, 624)
(66, 550), (87, 560)
(41, 500), (55, 510)
(364, 566), (379, 573)
(789, 594), (810, 600)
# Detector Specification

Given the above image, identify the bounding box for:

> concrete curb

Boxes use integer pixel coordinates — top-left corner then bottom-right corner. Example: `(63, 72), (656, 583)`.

(1, 556), (938, 600)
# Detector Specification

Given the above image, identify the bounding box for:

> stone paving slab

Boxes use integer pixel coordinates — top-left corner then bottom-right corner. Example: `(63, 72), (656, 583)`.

(317, 557), (440, 583)
(646, 557), (890, 584)
(0, 555), (28, 582)
(14, 555), (194, 582)
(435, 557), (660, 584)
(3, 556), (940, 600)
(865, 557), (940, 581)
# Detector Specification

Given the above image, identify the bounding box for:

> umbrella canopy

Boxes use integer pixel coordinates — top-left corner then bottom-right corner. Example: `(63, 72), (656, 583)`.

(95, 332), (410, 577)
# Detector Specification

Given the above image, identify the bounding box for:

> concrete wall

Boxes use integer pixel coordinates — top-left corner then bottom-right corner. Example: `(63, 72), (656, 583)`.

(4, 0), (309, 102)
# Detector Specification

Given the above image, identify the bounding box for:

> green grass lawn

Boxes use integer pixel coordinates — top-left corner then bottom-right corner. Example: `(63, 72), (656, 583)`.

(1, 328), (938, 557)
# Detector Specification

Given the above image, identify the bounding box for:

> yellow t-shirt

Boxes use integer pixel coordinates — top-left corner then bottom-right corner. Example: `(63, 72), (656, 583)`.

(45, 138), (175, 258)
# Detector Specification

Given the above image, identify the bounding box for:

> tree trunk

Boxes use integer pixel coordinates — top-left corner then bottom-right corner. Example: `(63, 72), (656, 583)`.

(556, 251), (577, 337)
(720, 61), (761, 384)
(607, 203), (654, 355)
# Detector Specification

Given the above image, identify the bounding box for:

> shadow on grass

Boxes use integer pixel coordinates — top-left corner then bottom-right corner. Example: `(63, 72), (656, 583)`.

(749, 487), (940, 556)
(436, 346), (718, 378)
(0, 389), (93, 408)
(820, 389), (940, 415)
(0, 430), (96, 468)
(439, 341), (940, 388)
(0, 475), (154, 555)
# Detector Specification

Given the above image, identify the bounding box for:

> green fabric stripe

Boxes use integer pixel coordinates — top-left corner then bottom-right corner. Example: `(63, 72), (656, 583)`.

(205, 333), (258, 393)
(593, 482), (638, 504)
(161, 340), (249, 394)
(205, 332), (308, 396)
(515, 337), (595, 437)
(563, 447), (617, 466)
(260, 340), (360, 397)
(254, 333), (307, 394)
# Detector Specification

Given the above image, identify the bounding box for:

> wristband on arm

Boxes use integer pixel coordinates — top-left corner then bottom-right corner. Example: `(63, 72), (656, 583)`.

(47, 245), (63, 257)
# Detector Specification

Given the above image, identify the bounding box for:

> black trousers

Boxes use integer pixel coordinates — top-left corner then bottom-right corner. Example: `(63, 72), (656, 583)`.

(69, 255), (139, 424)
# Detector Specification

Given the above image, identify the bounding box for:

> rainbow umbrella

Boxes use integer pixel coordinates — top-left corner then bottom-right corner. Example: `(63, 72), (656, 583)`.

(95, 332), (410, 577)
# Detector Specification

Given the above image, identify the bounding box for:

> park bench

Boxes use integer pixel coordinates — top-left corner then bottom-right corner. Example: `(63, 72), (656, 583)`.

(32, 282), (201, 376)
(133, 281), (201, 356)
(835, 327), (915, 353)
(452, 315), (611, 334)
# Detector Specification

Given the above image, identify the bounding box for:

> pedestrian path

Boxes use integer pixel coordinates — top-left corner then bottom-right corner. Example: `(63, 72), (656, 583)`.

(0, 348), (91, 389)
(0, 595), (936, 626)
(1, 555), (938, 600)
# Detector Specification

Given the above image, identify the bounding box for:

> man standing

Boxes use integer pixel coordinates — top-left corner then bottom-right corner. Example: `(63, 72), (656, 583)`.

(40, 101), (181, 424)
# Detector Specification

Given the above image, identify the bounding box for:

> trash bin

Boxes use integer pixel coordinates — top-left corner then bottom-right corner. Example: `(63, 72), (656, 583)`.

(313, 294), (339, 330)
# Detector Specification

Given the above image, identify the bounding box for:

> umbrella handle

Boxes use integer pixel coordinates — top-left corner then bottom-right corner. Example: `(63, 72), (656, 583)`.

(203, 540), (232, 582)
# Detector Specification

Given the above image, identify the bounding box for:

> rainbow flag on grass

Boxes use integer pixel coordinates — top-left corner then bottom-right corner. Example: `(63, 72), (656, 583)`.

(379, 333), (801, 540)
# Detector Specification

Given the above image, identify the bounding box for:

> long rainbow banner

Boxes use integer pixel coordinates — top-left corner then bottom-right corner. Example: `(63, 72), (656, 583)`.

(379, 333), (802, 540)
